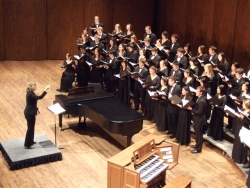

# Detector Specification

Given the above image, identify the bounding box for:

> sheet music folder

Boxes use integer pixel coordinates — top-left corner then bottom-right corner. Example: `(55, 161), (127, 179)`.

(47, 103), (66, 115)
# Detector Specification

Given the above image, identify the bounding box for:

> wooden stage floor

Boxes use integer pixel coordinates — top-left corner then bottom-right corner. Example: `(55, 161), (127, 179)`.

(0, 60), (247, 188)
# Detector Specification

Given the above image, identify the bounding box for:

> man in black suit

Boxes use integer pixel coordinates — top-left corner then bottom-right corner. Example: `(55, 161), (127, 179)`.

(187, 86), (207, 153)
(97, 26), (108, 49)
(143, 37), (152, 59)
(168, 34), (180, 62)
(148, 47), (161, 68)
(90, 35), (105, 52)
(78, 45), (90, 62)
(132, 59), (149, 113)
(174, 47), (189, 69)
(103, 50), (119, 95)
(143, 26), (157, 45)
(228, 68), (245, 97)
(24, 82), (50, 149)
(208, 46), (218, 64)
(125, 43), (138, 63)
(169, 61), (183, 82)
(165, 76), (182, 138)
(90, 16), (104, 36)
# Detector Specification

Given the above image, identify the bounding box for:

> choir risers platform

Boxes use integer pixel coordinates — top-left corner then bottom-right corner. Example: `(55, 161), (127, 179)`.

(0, 134), (62, 170)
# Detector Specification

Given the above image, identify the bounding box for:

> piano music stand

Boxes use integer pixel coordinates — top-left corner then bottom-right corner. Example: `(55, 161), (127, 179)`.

(47, 103), (66, 149)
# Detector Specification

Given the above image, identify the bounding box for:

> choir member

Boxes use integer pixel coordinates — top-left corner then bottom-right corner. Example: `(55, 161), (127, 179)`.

(147, 47), (161, 68)
(112, 23), (123, 46)
(231, 99), (250, 164)
(123, 23), (135, 44)
(104, 50), (119, 95)
(24, 82), (50, 149)
(189, 57), (199, 77)
(161, 31), (171, 50)
(143, 37), (152, 59)
(90, 48), (104, 87)
(208, 46), (218, 63)
(228, 68), (245, 97)
(118, 60), (131, 106)
(138, 49), (146, 63)
(155, 39), (167, 60)
(90, 16), (104, 36)
(208, 85), (227, 141)
(130, 35), (140, 51)
(168, 34), (180, 62)
(183, 69), (195, 88)
(76, 46), (90, 87)
(96, 27), (108, 49)
(197, 45), (208, 76)
(169, 61), (183, 82)
(175, 47), (189, 69)
(90, 34), (105, 52)
(214, 52), (230, 76)
(165, 76), (182, 138)
(183, 43), (192, 60)
(156, 77), (168, 131)
(108, 39), (117, 53)
(143, 25), (157, 45)
(157, 60), (168, 77)
(117, 43), (126, 57)
(132, 59), (149, 113)
(175, 86), (192, 145)
(187, 86), (207, 153)
(202, 63), (216, 95)
(59, 53), (76, 92)
(77, 33), (90, 49)
(125, 43), (138, 63)
(144, 66), (161, 122)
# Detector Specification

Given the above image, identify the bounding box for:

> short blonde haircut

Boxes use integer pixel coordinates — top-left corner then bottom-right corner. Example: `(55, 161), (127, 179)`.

(26, 81), (36, 92)
(243, 99), (250, 109)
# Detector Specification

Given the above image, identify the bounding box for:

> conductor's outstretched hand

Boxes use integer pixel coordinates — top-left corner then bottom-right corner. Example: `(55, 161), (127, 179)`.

(45, 84), (50, 92)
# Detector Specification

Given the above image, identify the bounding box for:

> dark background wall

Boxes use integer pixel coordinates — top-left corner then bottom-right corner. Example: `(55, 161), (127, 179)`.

(0, 0), (249, 70)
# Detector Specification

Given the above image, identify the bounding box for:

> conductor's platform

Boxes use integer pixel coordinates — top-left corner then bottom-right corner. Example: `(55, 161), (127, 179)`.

(0, 134), (62, 170)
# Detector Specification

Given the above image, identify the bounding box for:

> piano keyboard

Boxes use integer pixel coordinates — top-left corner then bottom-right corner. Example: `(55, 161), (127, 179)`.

(140, 159), (165, 178)
(141, 163), (168, 183)
(135, 154), (159, 172)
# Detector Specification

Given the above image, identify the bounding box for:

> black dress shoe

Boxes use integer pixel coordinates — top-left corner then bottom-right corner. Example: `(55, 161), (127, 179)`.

(191, 149), (201, 154)
(242, 164), (250, 168)
(32, 142), (37, 145)
(190, 145), (197, 148)
(169, 135), (175, 139)
(25, 146), (34, 149)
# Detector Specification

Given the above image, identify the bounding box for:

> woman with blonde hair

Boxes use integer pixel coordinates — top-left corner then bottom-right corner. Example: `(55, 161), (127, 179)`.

(24, 82), (50, 149)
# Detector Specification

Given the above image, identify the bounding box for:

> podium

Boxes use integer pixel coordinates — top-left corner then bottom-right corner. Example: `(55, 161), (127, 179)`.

(47, 103), (66, 147)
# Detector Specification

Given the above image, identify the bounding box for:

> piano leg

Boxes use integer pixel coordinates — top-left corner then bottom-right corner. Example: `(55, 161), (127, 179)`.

(78, 116), (86, 128)
(59, 114), (63, 131)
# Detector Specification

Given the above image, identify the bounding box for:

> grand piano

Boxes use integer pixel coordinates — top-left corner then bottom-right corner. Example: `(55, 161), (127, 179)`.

(55, 86), (143, 147)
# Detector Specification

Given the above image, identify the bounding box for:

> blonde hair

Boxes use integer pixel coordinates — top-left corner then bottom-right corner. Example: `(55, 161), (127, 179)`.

(202, 64), (214, 77)
(26, 81), (36, 92)
(243, 99), (250, 109)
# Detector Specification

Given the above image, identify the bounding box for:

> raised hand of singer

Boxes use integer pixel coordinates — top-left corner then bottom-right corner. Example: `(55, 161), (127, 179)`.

(44, 84), (50, 92)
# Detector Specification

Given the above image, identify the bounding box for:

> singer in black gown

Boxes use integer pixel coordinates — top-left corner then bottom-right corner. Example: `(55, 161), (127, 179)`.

(208, 85), (227, 141)
(175, 86), (192, 145)
(59, 53), (76, 92)
(90, 48), (104, 87)
(156, 78), (168, 131)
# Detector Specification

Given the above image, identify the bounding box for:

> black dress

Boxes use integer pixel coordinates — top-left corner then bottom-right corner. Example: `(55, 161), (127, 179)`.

(59, 60), (76, 92)
(176, 96), (192, 145)
(118, 67), (131, 106)
(144, 75), (161, 121)
(232, 111), (250, 164)
(90, 58), (104, 87)
(156, 87), (168, 131)
(208, 94), (226, 141)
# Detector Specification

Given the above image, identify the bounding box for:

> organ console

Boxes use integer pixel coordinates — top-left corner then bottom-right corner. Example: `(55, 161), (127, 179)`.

(107, 134), (182, 188)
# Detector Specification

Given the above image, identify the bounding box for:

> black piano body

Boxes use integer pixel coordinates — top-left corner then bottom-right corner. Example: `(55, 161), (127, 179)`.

(54, 86), (143, 147)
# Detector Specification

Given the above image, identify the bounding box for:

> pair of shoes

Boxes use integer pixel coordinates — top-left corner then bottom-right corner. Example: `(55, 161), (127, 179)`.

(25, 146), (34, 149)
(191, 149), (201, 154)
(242, 164), (250, 168)
(165, 131), (172, 135)
(190, 145), (197, 148)
(169, 135), (175, 139)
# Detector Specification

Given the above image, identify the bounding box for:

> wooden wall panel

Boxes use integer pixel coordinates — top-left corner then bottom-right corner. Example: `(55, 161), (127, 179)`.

(84, 0), (114, 38)
(113, 0), (154, 41)
(47, 0), (85, 59)
(156, 0), (237, 62)
(232, 0), (250, 70)
(0, 0), (4, 60)
(3, 0), (47, 60)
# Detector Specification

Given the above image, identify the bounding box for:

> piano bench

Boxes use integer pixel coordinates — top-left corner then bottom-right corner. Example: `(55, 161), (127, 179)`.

(164, 176), (192, 188)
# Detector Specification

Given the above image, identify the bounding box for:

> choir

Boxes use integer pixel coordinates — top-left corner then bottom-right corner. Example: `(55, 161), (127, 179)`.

(58, 15), (250, 186)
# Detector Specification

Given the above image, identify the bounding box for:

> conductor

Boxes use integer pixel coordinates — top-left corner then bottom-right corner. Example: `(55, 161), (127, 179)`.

(24, 82), (50, 149)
